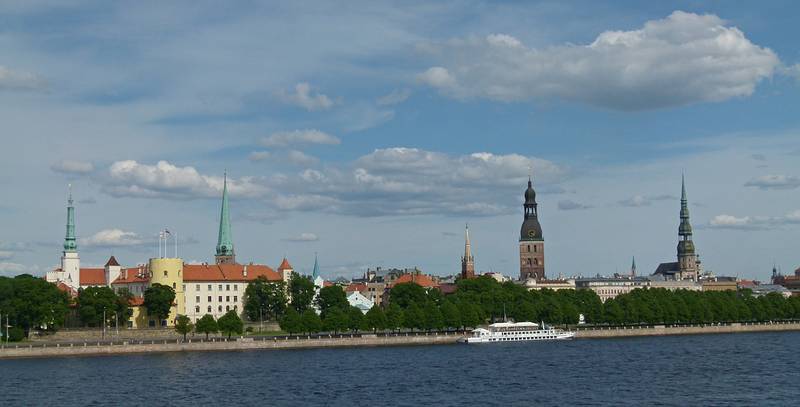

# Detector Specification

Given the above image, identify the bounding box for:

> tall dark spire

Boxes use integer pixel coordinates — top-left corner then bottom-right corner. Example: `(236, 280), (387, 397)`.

(215, 172), (235, 264)
(64, 184), (77, 252)
(676, 174), (699, 281)
(678, 174), (693, 242)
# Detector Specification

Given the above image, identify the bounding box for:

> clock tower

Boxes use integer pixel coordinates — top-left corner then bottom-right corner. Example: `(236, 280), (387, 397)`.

(519, 176), (544, 281)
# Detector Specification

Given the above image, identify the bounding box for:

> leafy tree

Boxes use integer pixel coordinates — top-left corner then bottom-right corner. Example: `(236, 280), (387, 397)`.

(279, 308), (303, 334)
(459, 302), (482, 329)
(347, 306), (364, 332)
(300, 309), (322, 334)
(195, 314), (218, 339)
(0, 275), (70, 335)
(440, 301), (461, 330)
(217, 310), (244, 339)
(175, 314), (193, 341)
(364, 305), (387, 332)
(6, 326), (25, 342)
(77, 286), (119, 327)
(289, 274), (316, 313)
(315, 285), (348, 317)
(322, 307), (348, 334)
(389, 282), (428, 309)
(423, 302), (444, 331)
(402, 303), (425, 331)
(244, 277), (287, 321)
(114, 288), (134, 325)
(385, 303), (404, 332)
(143, 283), (175, 326)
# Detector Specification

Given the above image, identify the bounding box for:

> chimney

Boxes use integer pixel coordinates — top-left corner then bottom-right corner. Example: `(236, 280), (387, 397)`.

(243, 265), (248, 277)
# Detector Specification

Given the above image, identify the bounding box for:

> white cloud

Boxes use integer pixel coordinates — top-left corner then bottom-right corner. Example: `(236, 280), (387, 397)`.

(248, 151), (271, 162)
(260, 129), (340, 148)
(418, 11), (781, 110)
(284, 232), (319, 242)
(618, 194), (675, 207)
(102, 160), (269, 199)
(50, 160), (95, 175)
(558, 200), (591, 210)
(81, 229), (146, 247)
(0, 251), (13, 260)
(286, 150), (319, 166)
(0, 65), (45, 90)
(744, 174), (800, 190)
(0, 262), (29, 274)
(377, 88), (412, 106)
(278, 82), (335, 111)
(708, 210), (800, 230)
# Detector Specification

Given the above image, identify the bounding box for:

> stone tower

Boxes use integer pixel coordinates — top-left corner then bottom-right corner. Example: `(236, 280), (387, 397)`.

(61, 184), (81, 289)
(461, 224), (475, 279)
(215, 172), (236, 264)
(519, 176), (545, 281)
(677, 175), (699, 281)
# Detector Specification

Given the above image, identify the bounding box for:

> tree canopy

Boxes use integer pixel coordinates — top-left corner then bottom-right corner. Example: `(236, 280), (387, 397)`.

(289, 274), (316, 313)
(195, 314), (218, 339)
(244, 277), (287, 321)
(315, 285), (348, 317)
(217, 310), (244, 339)
(0, 274), (70, 335)
(175, 314), (193, 341)
(143, 283), (175, 326)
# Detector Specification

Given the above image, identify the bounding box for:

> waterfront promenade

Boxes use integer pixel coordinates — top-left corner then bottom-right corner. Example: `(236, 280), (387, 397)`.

(2, 321), (799, 359)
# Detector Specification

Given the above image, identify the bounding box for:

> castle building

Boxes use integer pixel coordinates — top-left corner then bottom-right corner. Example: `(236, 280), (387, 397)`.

(461, 224), (475, 279)
(519, 176), (545, 281)
(653, 175), (701, 281)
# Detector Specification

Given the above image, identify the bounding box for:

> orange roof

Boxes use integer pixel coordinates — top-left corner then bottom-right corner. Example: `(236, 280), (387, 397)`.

(183, 263), (282, 282)
(112, 268), (150, 284)
(392, 273), (439, 288)
(57, 282), (78, 297)
(278, 258), (293, 271)
(345, 283), (367, 292)
(80, 268), (106, 286)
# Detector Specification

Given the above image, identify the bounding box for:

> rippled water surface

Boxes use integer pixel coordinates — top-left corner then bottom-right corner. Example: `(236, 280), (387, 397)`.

(1, 332), (798, 406)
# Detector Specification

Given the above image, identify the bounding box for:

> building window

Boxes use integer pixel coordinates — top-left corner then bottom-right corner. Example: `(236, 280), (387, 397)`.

(534, 245), (537, 253)
(218, 284), (223, 291)
(226, 296), (230, 302)
(234, 305), (238, 311)
(218, 305), (223, 312)
(195, 306), (200, 313)
(208, 284), (212, 291)
(207, 305), (212, 312)
(172, 282), (176, 289)
(226, 305), (230, 311)
(527, 258), (532, 265)
(182, 284), (186, 292)
(207, 296), (212, 302)
(533, 259), (538, 266)
(218, 296), (222, 302)
(196, 284), (200, 291)
(234, 285), (238, 291)
(527, 245), (531, 252)
(195, 296), (200, 303)
(163, 270), (168, 277)
(234, 296), (238, 302)
(226, 284), (230, 291)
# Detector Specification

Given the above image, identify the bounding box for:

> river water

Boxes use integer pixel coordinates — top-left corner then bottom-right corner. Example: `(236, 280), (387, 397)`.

(1, 332), (797, 406)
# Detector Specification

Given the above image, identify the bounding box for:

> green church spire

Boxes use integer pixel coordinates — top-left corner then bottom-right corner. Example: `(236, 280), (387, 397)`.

(679, 174), (693, 238)
(63, 184), (77, 252)
(215, 172), (234, 262)
(312, 253), (320, 279)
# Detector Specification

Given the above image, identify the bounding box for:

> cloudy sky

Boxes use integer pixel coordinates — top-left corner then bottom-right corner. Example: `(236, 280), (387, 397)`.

(1, 1), (798, 280)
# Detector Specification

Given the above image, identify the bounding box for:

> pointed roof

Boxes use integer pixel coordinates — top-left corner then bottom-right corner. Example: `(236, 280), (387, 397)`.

(64, 184), (77, 252)
(105, 256), (120, 267)
(631, 256), (637, 276)
(464, 224), (472, 259)
(312, 253), (320, 279)
(278, 257), (293, 271)
(216, 172), (234, 256)
(679, 174), (693, 237)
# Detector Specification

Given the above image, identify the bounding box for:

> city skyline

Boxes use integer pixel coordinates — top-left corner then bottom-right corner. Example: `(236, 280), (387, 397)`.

(1, 2), (799, 280)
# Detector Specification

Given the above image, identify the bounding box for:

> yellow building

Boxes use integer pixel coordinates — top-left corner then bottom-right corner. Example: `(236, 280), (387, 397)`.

(147, 257), (185, 327)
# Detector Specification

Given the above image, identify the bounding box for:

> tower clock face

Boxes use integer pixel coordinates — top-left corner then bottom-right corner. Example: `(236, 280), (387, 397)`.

(528, 230), (536, 238)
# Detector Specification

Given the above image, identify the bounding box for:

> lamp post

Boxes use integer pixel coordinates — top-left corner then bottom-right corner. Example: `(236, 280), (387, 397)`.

(102, 308), (106, 340)
(260, 308), (264, 334)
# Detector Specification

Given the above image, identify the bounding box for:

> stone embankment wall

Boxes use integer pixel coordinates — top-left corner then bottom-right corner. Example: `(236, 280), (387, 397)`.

(32, 322), (282, 342)
(575, 322), (800, 339)
(0, 333), (461, 359)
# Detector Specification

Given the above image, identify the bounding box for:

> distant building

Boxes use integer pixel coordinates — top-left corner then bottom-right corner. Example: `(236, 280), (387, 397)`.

(575, 277), (650, 302)
(519, 176), (545, 281)
(750, 284), (791, 298)
(523, 278), (575, 291)
(653, 176), (701, 282)
(347, 291), (374, 314)
(461, 224), (475, 280)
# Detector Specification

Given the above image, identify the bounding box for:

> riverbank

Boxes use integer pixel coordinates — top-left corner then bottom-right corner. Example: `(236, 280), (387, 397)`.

(3, 322), (800, 359)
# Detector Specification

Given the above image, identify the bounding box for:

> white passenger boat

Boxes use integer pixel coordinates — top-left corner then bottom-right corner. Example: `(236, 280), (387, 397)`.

(460, 321), (575, 343)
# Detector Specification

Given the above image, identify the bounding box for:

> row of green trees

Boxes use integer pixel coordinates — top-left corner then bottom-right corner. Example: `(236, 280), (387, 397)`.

(174, 310), (244, 340)
(0, 275), (70, 340)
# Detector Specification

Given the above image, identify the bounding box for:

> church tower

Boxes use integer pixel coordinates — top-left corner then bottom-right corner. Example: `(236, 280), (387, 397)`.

(461, 224), (475, 279)
(519, 176), (545, 281)
(677, 175), (699, 281)
(61, 184), (81, 289)
(215, 172), (236, 264)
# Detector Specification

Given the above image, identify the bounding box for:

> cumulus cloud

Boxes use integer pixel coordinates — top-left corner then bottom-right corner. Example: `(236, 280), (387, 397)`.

(0, 65), (45, 90)
(708, 210), (800, 230)
(80, 229), (146, 247)
(418, 11), (780, 110)
(377, 88), (412, 106)
(101, 160), (269, 199)
(744, 174), (800, 190)
(278, 82), (335, 111)
(557, 200), (592, 210)
(284, 232), (319, 242)
(260, 129), (340, 148)
(618, 194), (676, 207)
(50, 160), (94, 175)
(248, 151), (271, 162)
(286, 150), (319, 166)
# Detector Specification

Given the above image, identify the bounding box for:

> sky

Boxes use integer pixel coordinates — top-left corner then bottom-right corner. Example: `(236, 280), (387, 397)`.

(1, 1), (799, 281)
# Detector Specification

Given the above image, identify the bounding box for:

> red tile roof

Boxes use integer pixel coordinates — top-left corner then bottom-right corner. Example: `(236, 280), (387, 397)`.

(105, 256), (120, 267)
(392, 273), (439, 288)
(345, 283), (367, 292)
(183, 263), (282, 282)
(79, 268), (106, 286)
(112, 267), (150, 284)
(57, 282), (78, 297)
(278, 258), (293, 271)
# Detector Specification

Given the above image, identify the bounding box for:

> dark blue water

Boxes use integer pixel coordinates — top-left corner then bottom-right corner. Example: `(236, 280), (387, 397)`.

(1, 332), (798, 406)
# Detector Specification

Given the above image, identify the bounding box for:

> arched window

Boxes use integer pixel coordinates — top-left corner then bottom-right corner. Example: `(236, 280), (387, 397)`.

(163, 270), (168, 277)
(207, 305), (212, 312)
(195, 306), (200, 313)
(527, 245), (531, 252)
(172, 282), (176, 289)
(226, 305), (230, 311)
(527, 258), (532, 265)
(218, 305), (223, 312)
(534, 245), (537, 253)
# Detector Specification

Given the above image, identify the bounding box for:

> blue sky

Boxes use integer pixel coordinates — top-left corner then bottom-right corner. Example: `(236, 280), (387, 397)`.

(1, 1), (798, 280)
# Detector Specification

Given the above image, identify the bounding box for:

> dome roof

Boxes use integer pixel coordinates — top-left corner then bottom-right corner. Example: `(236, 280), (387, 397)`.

(520, 218), (543, 241)
(524, 180), (536, 203)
